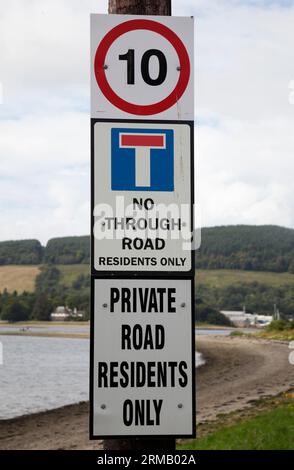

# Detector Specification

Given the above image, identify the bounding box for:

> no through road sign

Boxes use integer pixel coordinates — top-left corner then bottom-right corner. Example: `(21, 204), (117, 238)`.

(92, 120), (193, 274)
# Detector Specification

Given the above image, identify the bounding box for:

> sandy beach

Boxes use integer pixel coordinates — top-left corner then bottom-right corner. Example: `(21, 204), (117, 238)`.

(0, 336), (293, 450)
(196, 336), (294, 423)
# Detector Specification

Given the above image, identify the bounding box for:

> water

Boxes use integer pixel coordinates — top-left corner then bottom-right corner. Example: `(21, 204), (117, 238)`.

(0, 336), (89, 420)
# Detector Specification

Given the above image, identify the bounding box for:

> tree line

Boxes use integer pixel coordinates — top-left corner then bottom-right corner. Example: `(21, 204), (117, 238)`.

(197, 282), (294, 317)
(1, 225), (294, 272)
(196, 225), (294, 273)
(0, 236), (90, 265)
(0, 265), (234, 326)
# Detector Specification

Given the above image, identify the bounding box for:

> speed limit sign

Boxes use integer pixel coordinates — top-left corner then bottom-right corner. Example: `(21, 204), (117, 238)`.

(91, 14), (194, 120)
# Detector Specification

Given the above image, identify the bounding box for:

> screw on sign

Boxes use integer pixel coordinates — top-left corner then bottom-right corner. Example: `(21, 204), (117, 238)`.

(91, 15), (194, 119)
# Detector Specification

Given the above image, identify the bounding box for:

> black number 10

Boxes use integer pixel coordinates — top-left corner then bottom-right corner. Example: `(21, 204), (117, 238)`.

(119, 49), (167, 86)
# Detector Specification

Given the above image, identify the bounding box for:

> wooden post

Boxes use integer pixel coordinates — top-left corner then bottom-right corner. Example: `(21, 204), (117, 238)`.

(109, 0), (171, 16)
(103, 0), (175, 452)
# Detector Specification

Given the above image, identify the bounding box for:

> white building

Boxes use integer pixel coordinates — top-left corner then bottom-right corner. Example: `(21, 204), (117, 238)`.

(50, 306), (72, 321)
(50, 306), (85, 321)
(221, 310), (273, 328)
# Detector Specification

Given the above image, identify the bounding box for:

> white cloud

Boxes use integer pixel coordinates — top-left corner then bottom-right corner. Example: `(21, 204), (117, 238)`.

(175, 0), (294, 230)
(0, 112), (89, 243)
(196, 117), (294, 227)
(0, 1), (108, 89)
(1, 0), (294, 242)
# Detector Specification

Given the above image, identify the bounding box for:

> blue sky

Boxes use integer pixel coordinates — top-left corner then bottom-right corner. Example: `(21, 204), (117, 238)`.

(1, 0), (294, 243)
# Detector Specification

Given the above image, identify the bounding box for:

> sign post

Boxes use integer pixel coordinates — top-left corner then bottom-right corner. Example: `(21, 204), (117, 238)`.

(90, 1), (195, 451)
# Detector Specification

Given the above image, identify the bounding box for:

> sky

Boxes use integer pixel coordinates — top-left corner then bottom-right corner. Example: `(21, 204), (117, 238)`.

(1, 0), (294, 244)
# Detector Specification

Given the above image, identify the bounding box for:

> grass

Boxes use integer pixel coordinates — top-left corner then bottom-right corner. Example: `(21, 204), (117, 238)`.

(1, 266), (294, 293)
(0, 265), (41, 293)
(57, 264), (89, 286)
(178, 393), (294, 450)
(257, 330), (294, 341)
(229, 326), (294, 341)
(197, 269), (294, 288)
(229, 330), (246, 337)
(0, 264), (89, 293)
(255, 320), (294, 341)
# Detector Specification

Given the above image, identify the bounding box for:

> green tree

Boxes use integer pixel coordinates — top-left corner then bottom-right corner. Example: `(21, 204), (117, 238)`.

(2, 300), (29, 322)
(44, 236), (90, 264)
(32, 293), (52, 320)
(35, 266), (60, 294)
(288, 259), (294, 274)
(0, 239), (43, 265)
(196, 303), (232, 326)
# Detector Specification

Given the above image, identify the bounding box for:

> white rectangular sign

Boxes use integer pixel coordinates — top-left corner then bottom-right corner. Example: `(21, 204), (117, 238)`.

(90, 278), (195, 438)
(92, 120), (193, 274)
(91, 14), (194, 120)
(92, 121), (193, 273)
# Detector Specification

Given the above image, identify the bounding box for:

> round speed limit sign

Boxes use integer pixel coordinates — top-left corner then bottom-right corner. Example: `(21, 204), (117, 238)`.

(91, 15), (194, 120)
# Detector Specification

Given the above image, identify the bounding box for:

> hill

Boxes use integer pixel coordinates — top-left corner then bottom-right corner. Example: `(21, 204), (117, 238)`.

(196, 225), (294, 273)
(0, 264), (89, 293)
(0, 225), (294, 272)
(44, 236), (90, 265)
(197, 269), (294, 289)
(0, 236), (89, 266)
(196, 269), (294, 315)
(0, 266), (41, 293)
(0, 240), (43, 265)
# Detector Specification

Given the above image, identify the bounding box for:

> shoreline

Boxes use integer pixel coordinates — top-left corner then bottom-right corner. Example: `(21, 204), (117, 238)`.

(0, 321), (90, 339)
(0, 331), (89, 339)
(0, 336), (293, 449)
(0, 325), (228, 340)
(196, 335), (294, 423)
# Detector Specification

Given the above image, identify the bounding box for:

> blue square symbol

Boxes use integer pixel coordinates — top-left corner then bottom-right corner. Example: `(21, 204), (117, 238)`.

(111, 128), (174, 191)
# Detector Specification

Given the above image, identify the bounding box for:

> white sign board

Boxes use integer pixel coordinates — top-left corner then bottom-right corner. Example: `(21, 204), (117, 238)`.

(91, 14), (194, 120)
(90, 278), (195, 438)
(92, 121), (193, 274)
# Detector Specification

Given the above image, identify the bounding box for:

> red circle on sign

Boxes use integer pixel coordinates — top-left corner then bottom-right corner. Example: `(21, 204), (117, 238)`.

(94, 19), (190, 116)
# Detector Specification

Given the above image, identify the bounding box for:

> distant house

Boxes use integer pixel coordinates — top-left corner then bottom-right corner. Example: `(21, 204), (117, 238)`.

(221, 311), (251, 327)
(221, 310), (273, 328)
(50, 306), (85, 321)
(50, 306), (72, 321)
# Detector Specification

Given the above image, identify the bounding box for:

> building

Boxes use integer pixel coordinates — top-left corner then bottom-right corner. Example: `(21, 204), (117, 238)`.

(50, 306), (72, 321)
(50, 306), (85, 321)
(221, 310), (273, 328)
